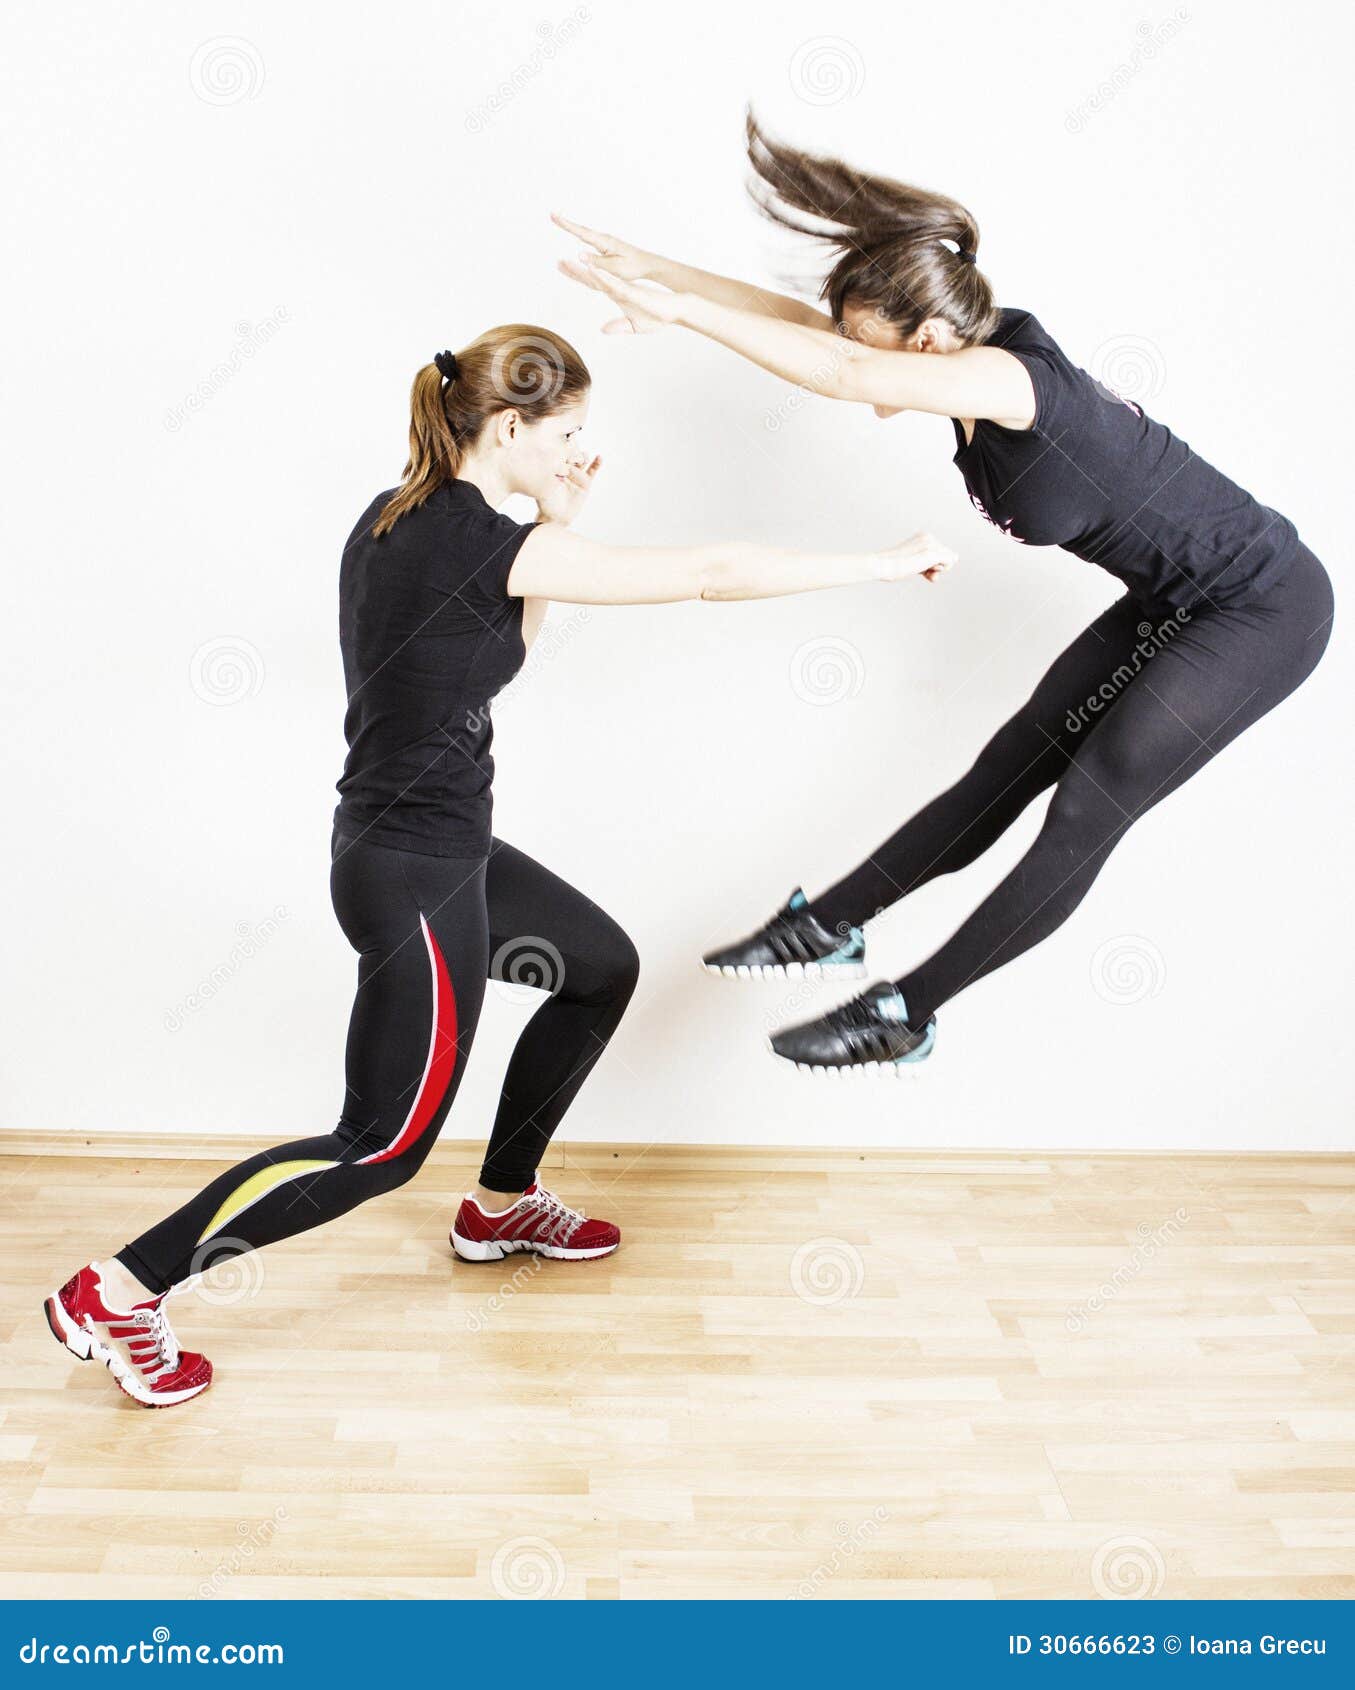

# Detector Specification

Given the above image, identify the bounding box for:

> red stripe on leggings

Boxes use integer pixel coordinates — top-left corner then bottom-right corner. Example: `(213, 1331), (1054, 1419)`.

(359, 913), (458, 1166)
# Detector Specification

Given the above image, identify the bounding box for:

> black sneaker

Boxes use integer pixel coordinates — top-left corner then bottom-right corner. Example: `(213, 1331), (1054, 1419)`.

(769, 982), (936, 1074)
(702, 889), (865, 980)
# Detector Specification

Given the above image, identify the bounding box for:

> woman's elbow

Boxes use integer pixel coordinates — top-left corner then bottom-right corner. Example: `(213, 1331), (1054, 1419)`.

(696, 543), (754, 602)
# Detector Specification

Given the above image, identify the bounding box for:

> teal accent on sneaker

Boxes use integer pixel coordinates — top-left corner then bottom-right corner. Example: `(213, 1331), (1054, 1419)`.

(897, 1018), (937, 1063)
(820, 927), (866, 970)
(869, 987), (911, 1023)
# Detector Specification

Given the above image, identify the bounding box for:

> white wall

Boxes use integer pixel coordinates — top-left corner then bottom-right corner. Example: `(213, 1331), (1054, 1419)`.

(3, 0), (1351, 1151)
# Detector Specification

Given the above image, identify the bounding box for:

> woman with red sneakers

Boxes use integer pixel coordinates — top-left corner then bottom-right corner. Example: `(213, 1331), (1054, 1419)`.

(45, 323), (956, 1405)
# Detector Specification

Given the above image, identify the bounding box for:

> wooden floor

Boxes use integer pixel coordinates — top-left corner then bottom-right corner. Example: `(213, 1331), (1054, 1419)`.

(2, 1136), (1353, 1600)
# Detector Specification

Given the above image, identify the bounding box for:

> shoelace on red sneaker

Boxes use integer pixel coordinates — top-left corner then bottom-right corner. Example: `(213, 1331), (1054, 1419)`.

(524, 1187), (587, 1246)
(114, 1301), (181, 1377)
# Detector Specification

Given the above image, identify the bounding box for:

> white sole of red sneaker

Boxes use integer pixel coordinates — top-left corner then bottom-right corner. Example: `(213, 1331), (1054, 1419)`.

(702, 960), (865, 981)
(450, 1231), (619, 1263)
(43, 1293), (94, 1358)
(42, 1293), (211, 1409)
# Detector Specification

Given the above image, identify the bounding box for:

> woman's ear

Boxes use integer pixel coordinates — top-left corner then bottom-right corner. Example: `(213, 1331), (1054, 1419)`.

(913, 317), (965, 353)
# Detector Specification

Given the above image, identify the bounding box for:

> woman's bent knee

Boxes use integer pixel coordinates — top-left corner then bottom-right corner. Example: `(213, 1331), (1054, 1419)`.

(565, 926), (640, 1009)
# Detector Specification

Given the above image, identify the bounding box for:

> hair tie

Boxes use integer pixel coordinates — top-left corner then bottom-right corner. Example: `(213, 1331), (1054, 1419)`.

(434, 350), (459, 381)
(956, 248), (977, 266)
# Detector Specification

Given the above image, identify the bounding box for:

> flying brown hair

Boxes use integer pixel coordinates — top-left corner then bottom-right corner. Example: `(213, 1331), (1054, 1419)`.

(744, 110), (1001, 344)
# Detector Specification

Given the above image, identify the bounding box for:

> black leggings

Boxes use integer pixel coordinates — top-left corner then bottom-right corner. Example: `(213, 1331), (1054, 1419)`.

(118, 834), (639, 1294)
(814, 545), (1334, 1025)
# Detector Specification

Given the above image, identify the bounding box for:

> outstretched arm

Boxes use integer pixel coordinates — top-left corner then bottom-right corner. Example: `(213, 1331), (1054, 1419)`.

(551, 213), (833, 330)
(506, 523), (957, 606)
(682, 295), (1034, 424)
(558, 251), (1035, 427)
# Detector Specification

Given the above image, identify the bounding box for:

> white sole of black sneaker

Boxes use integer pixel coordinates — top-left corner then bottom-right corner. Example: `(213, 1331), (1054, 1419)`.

(765, 1039), (933, 1077)
(701, 960), (866, 981)
(789, 1059), (914, 1077)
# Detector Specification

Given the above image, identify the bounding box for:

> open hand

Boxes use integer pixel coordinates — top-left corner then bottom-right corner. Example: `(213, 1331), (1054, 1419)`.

(550, 213), (657, 282)
(557, 254), (684, 335)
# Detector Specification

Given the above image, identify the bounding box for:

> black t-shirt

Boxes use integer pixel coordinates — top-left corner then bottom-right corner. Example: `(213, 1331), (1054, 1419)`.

(953, 308), (1299, 611)
(334, 479), (537, 857)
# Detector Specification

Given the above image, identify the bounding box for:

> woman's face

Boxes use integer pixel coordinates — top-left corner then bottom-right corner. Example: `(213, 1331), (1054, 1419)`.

(839, 303), (909, 418)
(507, 396), (591, 500)
(839, 303), (963, 418)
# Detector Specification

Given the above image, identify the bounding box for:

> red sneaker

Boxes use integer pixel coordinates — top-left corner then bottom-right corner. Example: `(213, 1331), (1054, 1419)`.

(43, 1264), (213, 1408)
(451, 1183), (619, 1262)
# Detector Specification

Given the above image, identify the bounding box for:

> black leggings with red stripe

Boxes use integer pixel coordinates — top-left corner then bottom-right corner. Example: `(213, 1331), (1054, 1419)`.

(117, 832), (639, 1294)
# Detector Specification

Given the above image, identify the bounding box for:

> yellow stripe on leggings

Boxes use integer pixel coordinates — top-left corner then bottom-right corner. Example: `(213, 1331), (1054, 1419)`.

(197, 1159), (337, 1244)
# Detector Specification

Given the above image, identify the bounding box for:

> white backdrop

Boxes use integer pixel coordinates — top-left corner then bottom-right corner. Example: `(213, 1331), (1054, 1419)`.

(4, 0), (1351, 1151)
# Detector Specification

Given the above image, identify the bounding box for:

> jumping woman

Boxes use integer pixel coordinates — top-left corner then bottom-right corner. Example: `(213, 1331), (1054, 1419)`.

(45, 324), (955, 1404)
(557, 114), (1335, 1075)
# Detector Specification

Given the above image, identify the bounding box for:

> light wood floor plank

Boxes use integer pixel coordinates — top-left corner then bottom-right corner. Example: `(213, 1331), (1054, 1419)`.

(3, 1138), (1352, 1599)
